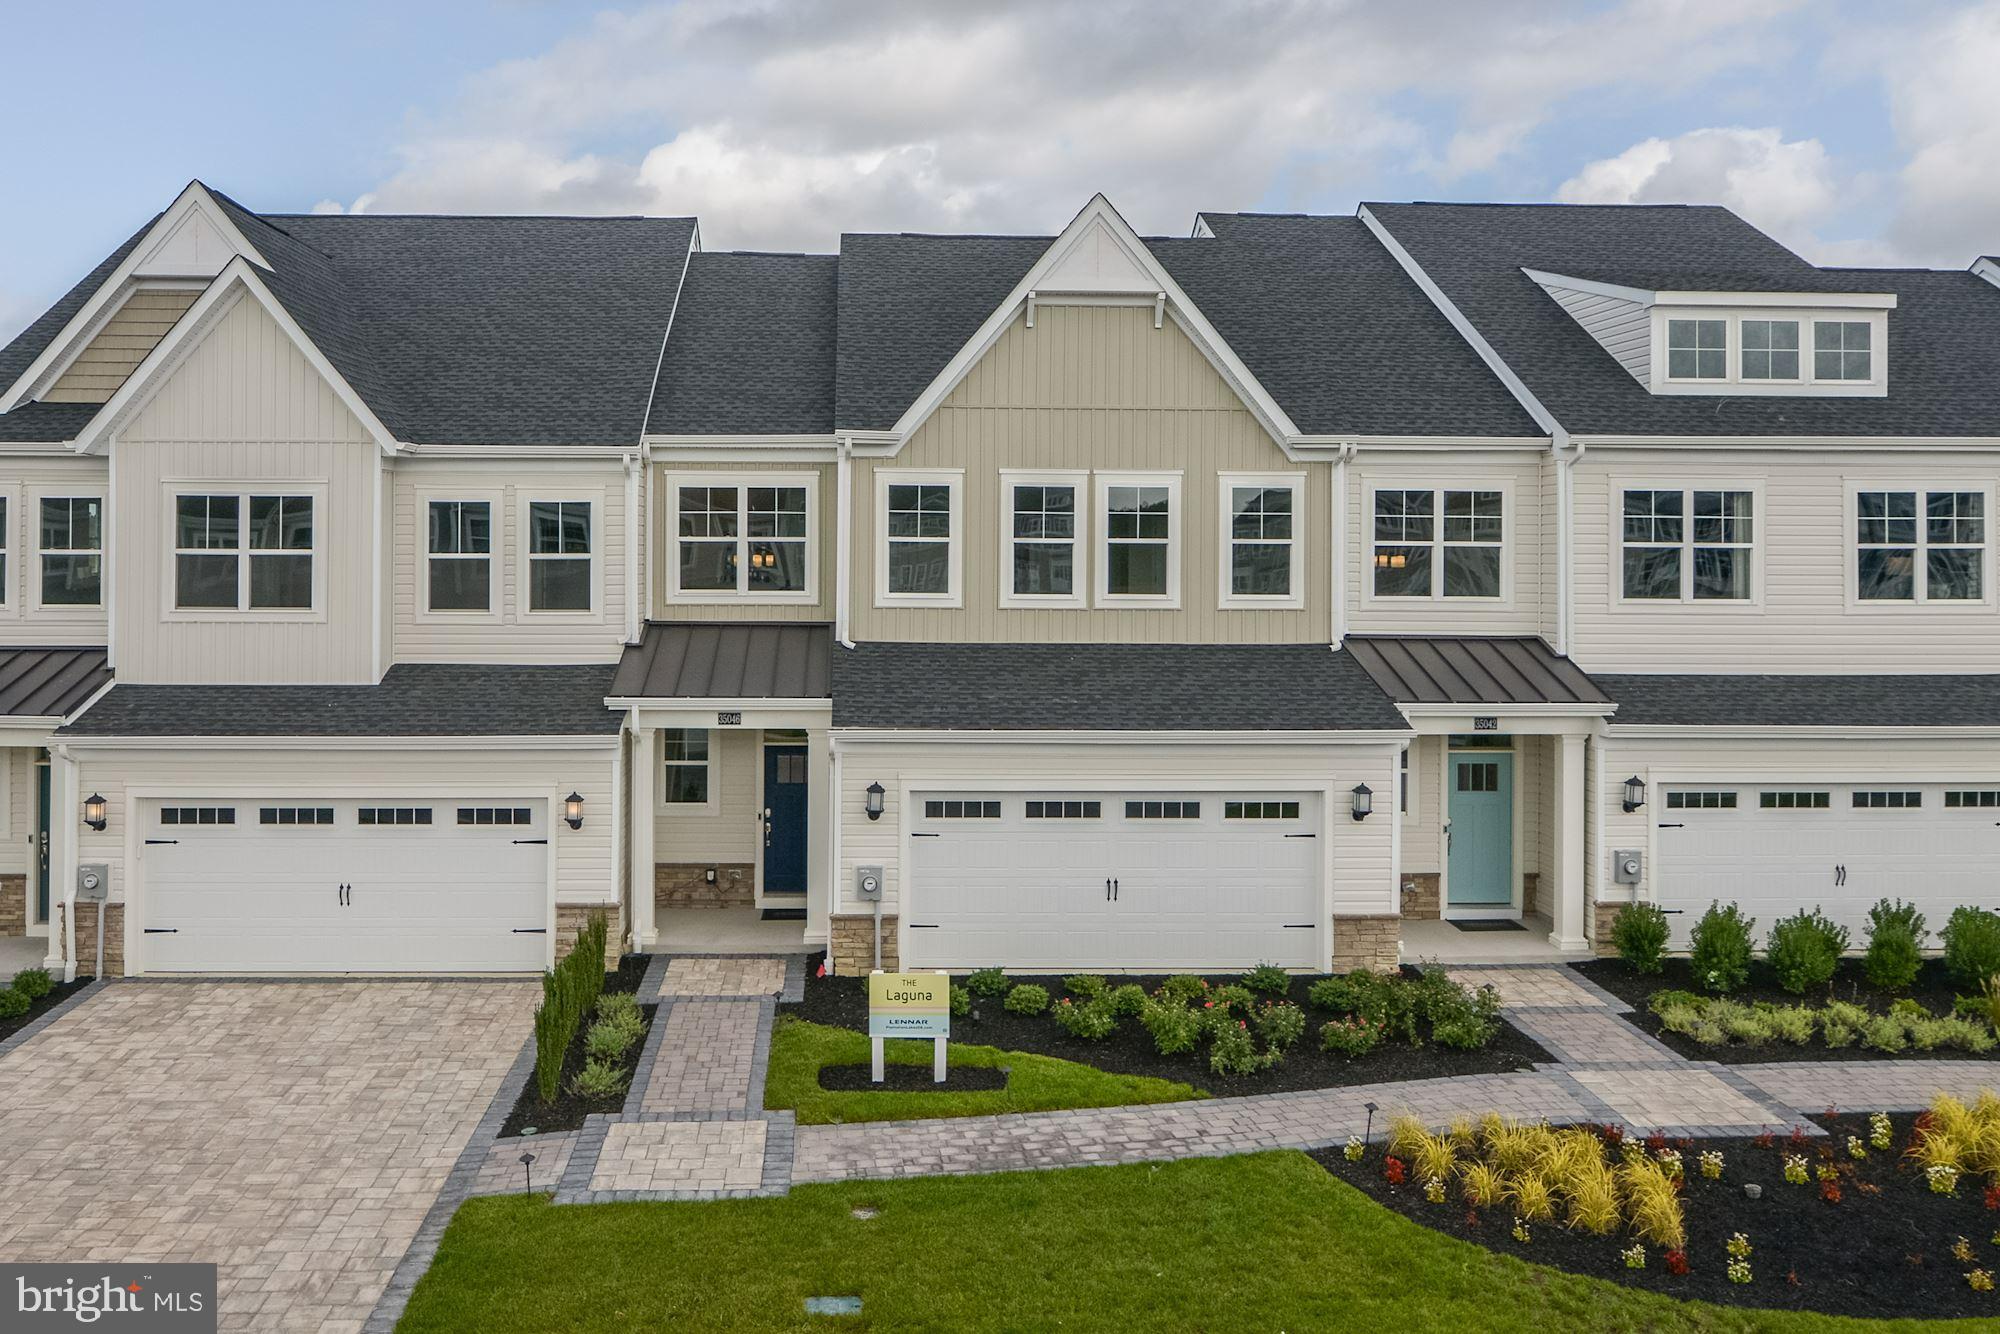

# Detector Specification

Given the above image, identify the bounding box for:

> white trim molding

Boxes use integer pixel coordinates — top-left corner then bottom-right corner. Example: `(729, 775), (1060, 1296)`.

(874, 468), (964, 609)
(998, 469), (1089, 609)
(1094, 470), (1182, 609)
(660, 469), (821, 607)
(1216, 471), (1306, 611)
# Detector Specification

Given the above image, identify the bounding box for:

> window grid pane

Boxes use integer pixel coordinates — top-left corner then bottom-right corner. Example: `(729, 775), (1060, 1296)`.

(1104, 485), (1170, 596)
(1010, 483), (1076, 597)
(1229, 485), (1293, 597)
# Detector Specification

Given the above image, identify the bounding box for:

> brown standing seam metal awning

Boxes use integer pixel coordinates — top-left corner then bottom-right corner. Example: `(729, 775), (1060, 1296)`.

(1344, 635), (1609, 707)
(0, 646), (112, 718)
(610, 622), (832, 700)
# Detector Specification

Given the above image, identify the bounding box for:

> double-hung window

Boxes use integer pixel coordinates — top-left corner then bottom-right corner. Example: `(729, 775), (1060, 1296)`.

(661, 728), (711, 806)
(1002, 474), (1084, 605)
(1815, 321), (1873, 382)
(426, 500), (492, 612)
(526, 500), (592, 612)
(1620, 487), (1754, 601)
(1855, 488), (1985, 602)
(668, 475), (814, 601)
(171, 493), (313, 611)
(0, 496), (10, 606)
(1220, 475), (1303, 607)
(1371, 487), (1503, 599)
(39, 496), (102, 607)
(878, 472), (961, 605)
(1666, 319), (1727, 380)
(1097, 473), (1179, 605)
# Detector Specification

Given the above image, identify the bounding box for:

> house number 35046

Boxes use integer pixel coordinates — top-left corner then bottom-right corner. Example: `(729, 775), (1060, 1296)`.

(717, 711), (743, 726)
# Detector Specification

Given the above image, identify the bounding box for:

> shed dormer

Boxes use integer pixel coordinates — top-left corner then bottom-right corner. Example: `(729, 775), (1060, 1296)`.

(1525, 269), (1896, 399)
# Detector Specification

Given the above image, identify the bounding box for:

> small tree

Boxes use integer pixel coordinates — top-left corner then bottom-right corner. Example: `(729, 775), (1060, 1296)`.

(1862, 898), (1927, 992)
(1610, 902), (1671, 975)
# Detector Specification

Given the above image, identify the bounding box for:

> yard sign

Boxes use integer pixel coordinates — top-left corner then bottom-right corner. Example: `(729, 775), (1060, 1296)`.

(867, 970), (951, 1082)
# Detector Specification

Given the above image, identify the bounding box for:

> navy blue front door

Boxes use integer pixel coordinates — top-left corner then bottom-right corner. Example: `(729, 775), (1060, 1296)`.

(763, 745), (809, 894)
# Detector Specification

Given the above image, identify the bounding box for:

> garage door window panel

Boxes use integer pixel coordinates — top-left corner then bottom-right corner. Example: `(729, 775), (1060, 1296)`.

(1945, 790), (2000, 808)
(1666, 790), (1737, 810)
(160, 806), (234, 825)
(1853, 791), (1921, 809)
(1026, 800), (1101, 819)
(1126, 800), (1200, 819)
(1759, 791), (1829, 810)
(1225, 800), (1301, 820)
(1856, 488), (1986, 603)
(924, 800), (1001, 819)
(358, 807), (432, 826)
(259, 807), (334, 826)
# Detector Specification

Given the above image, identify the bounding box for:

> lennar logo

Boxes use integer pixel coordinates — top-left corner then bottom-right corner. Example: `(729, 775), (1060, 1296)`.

(4, 1265), (215, 1331)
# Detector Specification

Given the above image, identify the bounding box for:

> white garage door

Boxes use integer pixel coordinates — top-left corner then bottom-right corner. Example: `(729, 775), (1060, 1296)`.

(141, 798), (549, 972)
(905, 791), (1324, 971)
(1655, 782), (2000, 947)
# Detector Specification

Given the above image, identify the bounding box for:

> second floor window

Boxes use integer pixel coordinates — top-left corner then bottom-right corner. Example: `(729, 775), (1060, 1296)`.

(1666, 318), (1727, 380)
(880, 474), (960, 604)
(427, 501), (491, 612)
(1815, 321), (1873, 382)
(40, 496), (102, 607)
(527, 500), (592, 611)
(1857, 489), (1983, 602)
(1005, 478), (1081, 604)
(1740, 320), (1800, 380)
(1621, 488), (1754, 601)
(172, 494), (312, 611)
(671, 481), (811, 599)
(1100, 476), (1178, 603)
(1223, 477), (1302, 606)
(1373, 488), (1502, 599)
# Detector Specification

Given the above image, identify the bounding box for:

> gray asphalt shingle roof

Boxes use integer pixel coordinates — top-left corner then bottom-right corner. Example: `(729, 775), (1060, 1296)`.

(1597, 673), (2000, 728)
(830, 642), (1406, 731)
(55, 663), (620, 737)
(647, 252), (837, 436)
(1363, 201), (2000, 438)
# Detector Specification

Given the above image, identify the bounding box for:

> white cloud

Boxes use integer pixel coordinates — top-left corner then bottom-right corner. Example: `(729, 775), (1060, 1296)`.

(1876, 3), (2000, 265)
(1557, 127), (1845, 249)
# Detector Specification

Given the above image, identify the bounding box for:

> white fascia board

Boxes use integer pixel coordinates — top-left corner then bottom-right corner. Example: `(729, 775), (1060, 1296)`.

(56, 733), (622, 751)
(869, 194), (1301, 454)
(1288, 435), (1549, 453)
(828, 728), (1414, 746)
(0, 182), (271, 413)
(645, 436), (841, 463)
(1652, 290), (1897, 309)
(1973, 258), (2000, 290)
(72, 258), (400, 457)
(1573, 435), (2000, 451)
(399, 444), (636, 461)
(1520, 269), (1656, 306)
(1606, 724), (2000, 741)
(1358, 207), (1564, 443)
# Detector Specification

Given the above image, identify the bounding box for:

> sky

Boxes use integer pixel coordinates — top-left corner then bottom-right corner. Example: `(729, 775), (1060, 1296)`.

(5, 0), (2000, 345)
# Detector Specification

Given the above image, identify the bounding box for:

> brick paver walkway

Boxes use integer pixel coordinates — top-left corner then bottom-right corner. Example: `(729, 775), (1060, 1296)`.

(657, 956), (785, 999)
(641, 1000), (764, 1113)
(591, 1120), (769, 1193)
(0, 980), (534, 1334)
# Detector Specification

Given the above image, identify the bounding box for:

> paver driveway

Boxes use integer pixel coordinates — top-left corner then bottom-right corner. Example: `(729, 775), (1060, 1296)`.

(0, 980), (534, 1333)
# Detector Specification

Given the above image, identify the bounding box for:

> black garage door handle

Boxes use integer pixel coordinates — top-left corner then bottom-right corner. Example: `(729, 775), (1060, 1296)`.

(143, 928), (177, 934)
(512, 928), (547, 934)
(513, 838), (549, 845)
(145, 838), (178, 845)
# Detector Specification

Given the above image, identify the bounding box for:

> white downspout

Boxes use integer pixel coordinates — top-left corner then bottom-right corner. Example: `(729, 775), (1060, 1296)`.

(623, 452), (642, 644)
(835, 437), (855, 648)
(1331, 442), (1355, 649)
(1554, 432), (1581, 657)
(53, 744), (77, 982)
(826, 737), (843, 975)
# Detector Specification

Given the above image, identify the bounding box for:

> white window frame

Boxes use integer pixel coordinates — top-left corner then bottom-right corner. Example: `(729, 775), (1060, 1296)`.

(1095, 471), (1181, 608)
(159, 482), (326, 622)
(1812, 319), (1876, 384)
(1844, 480), (1994, 610)
(662, 471), (819, 606)
(998, 469), (1088, 609)
(1217, 472), (1305, 610)
(875, 469), (963, 608)
(0, 481), (20, 617)
(658, 726), (719, 816)
(1737, 317), (1803, 383)
(517, 489), (602, 618)
(1364, 480), (1512, 604)
(1612, 480), (1764, 607)
(418, 489), (502, 622)
(1662, 316), (1729, 383)
(1648, 307), (1888, 396)
(29, 487), (105, 616)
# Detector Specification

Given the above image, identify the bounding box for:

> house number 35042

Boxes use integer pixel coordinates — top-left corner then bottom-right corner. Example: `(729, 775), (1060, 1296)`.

(1472, 716), (1499, 731)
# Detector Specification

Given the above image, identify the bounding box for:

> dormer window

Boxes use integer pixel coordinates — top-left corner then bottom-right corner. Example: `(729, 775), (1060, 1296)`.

(1666, 319), (1726, 380)
(1814, 321), (1872, 381)
(1740, 320), (1800, 380)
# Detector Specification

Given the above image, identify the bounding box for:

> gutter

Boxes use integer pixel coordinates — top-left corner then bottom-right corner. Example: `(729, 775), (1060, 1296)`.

(835, 436), (855, 648)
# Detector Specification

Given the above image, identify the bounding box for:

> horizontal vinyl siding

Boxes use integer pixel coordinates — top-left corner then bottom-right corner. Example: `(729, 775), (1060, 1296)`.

(1402, 733), (1442, 872)
(1572, 448), (2000, 673)
(1541, 284), (1649, 383)
(652, 461), (835, 622)
(855, 306), (1328, 643)
(391, 459), (628, 664)
(0, 457), (112, 646)
(654, 726), (758, 861)
(0, 747), (32, 877)
(45, 288), (201, 405)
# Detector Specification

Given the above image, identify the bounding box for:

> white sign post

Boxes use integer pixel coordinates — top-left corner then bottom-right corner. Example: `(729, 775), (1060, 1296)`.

(868, 970), (952, 1083)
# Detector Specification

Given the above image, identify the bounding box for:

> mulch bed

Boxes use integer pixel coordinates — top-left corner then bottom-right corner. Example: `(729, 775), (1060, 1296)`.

(501, 954), (654, 1138)
(817, 1064), (1010, 1093)
(786, 954), (1552, 1097)
(1571, 958), (2000, 1064)
(1315, 1112), (2000, 1319)
(0, 975), (93, 1046)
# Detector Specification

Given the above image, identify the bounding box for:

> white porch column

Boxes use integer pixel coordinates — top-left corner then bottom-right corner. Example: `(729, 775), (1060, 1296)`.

(46, 746), (77, 977)
(1548, 731), (1589, 952)
(628, 725), (657, 950)
(806, 727), (832, 947)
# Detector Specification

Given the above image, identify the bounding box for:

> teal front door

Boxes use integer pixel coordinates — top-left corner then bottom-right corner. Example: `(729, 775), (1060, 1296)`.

(1447, 751), (1514, 908)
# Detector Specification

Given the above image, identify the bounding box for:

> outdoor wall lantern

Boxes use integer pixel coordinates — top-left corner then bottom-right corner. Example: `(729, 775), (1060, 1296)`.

(564, 791), (585, 830)
(83, 793), (107, 832)
(1622, 775), (1646, 814)
(1350, 783), (1373, 821)
(865, 782), (886, 821)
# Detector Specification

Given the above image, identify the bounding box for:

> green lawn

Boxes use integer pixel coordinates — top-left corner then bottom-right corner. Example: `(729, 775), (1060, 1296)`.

(397, 1151), (1984, 1334)
(764, 1015), (1200, 1124)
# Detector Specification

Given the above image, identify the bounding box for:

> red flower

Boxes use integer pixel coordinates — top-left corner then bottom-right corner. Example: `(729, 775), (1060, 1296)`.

(1238, 1020), (1248, 1029)
(1601, 1124), (1625, 1146)
(1664, 1250), (1689, 1276)
(1204, 1001), (1215, 1009)
(1820, 1178), (1842, 1205)
(1984, 1184), (2000, 1211)
(1383, 1156), (1406, 1185)
(1788, 1124), (1810, 1148)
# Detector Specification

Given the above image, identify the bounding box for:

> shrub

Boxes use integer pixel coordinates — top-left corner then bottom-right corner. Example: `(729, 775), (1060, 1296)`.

(1411, 1132), (1458, 1186)
(1051, 997), (1118, 1040)
(1689, 902), (1756, 994)
(1208, 1019), (1264, 1077)
(1821, 1000), (1868, 1048)
(1386, 1113), (1430, 1159)
(1459, 1159), (1506, 1208)
(1507, 1173), (1556, 1222)
(1003, 983), (1049, 1015)
(1320, 1016), (1381, 1058)
(1565, 1159), (1623, 1236)
(1705, 999), (1770, 1044)
(1861, 1013), (1908, 1053)
(1611, 903), (1672, 975)
(10, 968), (53, 1001)
(1254, 1000), (1307, 1050)
(1762, 1005), (1818, 1044)
(1209, 983), (1256, 1015)
(1766, 908), (1850, 994)
(0, 989), (27, 1020)
(1864, 899), (1928, 992)
(1428, 984), (1502, 1050)
(966, 967), (1011, 997)
(1138, 996), (1201, 1055)
(1241, 963), (1292, 996)
(570, 1058), (628, 1099)
(949, 983), (972, 1018)
(584, 1014), (642, 1061)
(596, 991), (640, 1023)
(1983, 977), (2000, 1033)
(1942, 908), (2000, 987)
(531, 913), (609, 1105)
(1106, 983), (1148, 1020)
(1619, 1157), (1687, 1249)
(1646, 989), (1705, 1018)
(1158, 974), (1209, 1005)
(1308, 974), (1365, 1014)
(1062, 974), (1109, 1003)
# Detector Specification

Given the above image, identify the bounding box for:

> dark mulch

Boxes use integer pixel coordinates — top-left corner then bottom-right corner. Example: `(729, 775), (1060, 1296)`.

(0, 975), (93, 1045)
(817, 1064), (1010, 1093)
(1315, 1112), (2000, 1319)
(501, 955), (654, 1138)
(786, 954), (1552, 1097)
(1572, 958), (2000, 1064)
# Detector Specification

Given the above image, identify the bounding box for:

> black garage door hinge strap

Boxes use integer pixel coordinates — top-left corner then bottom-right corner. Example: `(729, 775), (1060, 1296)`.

(512, 839), (549, 845)
(908, 923), (939, 929)
(145, 838), (178, 845)
(911, 832), (941, 838)
(143, 928), (177, 934)
(512, 928), (547, 934)
(1283, 923), (1315, 929)
(1656, 823), (1684, 829)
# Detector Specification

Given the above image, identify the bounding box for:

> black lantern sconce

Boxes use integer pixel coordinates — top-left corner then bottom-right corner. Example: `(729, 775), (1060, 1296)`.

(83, 793), (107, 832)
(563, 791), (585, 830)
(864, 782), (886, 821)
(1350, 783), (1373, 822)
(1622, 775), (1646, 814)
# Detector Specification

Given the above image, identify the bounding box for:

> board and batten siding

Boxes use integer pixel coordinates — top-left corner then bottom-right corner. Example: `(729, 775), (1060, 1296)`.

(1537, 282), (1648, 384)
(854, 305), (1330, 643)
(651, 461), (835, 622)
(654, 725), (759, 862)
(1571, 448), (2000, 673)
(116, 294), (376, 683)
(0, 456), (112, 646)
(833, 740), (1400, 927)
(1346, 452), (1548, 637)
(390, 459), (628, 663)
